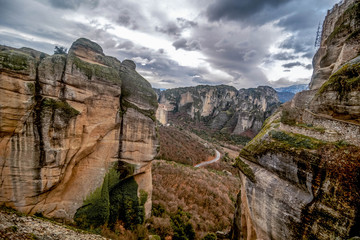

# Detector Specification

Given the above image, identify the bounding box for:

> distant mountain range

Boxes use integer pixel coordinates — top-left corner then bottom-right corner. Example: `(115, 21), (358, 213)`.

(275, 84), (309, 103)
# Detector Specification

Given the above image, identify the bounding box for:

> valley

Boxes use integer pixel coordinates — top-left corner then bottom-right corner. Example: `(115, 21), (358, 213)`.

(0, 0), (360, 239)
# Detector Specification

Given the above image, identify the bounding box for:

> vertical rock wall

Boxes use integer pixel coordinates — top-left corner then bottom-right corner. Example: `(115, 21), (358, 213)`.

(232, 1), (360, 239)
(0, 38), (157, 221)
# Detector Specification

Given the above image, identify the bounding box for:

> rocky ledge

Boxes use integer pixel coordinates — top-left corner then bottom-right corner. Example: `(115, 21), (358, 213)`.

(0, 209), (106, 240)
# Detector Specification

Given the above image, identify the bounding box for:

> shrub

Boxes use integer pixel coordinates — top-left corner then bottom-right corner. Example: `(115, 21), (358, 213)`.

(202, 233), (217, 240)
(74, 168), (146, 230)
(170, 207), (195, 240)
(234, 157), (256, 183)
(152, 204), (167, 218)
(54, 46), (67, 54)
(270, 130), (325, 150)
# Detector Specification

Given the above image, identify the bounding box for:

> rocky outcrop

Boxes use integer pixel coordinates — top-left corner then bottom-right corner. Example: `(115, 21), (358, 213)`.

(232, 1), (360, 239)
(310, 0), (360, 90)
(156, 85), (280, 138)
(0, 38), (157, 225)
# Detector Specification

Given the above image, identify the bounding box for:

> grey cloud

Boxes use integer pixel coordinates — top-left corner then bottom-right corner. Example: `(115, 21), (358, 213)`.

(156, 18), (197, 37)
(206, 0), (292, 23)
(305, 64), (312, 70)
(282, 61), (303, 68)
(272, 52), (297, 61)
(302, 52), (314, 59)
(116, 40), (135, 50)
(282, 61), (313, 69)
(47, 0), (99, 9)
(160, 79), (177, 83)
(172, 38), (201, 51)
(269, 77), (309, 88)
(280, 36), (310, 53)
(192, 76), (213, 85)
(189, 22), (277, 88)
(177, 18), (197, 28)
(277, 9), (317, 31)
(116, 10), (139, 29)
(156, 22), (181, 37)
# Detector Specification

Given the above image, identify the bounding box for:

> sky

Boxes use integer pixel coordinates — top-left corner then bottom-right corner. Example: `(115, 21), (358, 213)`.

(0, 0), (339, 89)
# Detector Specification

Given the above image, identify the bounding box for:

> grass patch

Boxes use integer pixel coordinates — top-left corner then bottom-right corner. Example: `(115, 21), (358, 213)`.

(0, 50), (30, 71)
(234, 157), (256, 183)
(270, 130), (325, 150)
(42, 98), (80, 121)
(72, 55), (121, 84)
(318, 61), (360, 100)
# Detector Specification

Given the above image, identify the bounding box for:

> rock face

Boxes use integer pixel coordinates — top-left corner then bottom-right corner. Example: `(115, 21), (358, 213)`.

(156, 85), (280, 138)
(0, 38), (157, 224)
(232, 1), (360, 239)
(310, 0), (360, 90)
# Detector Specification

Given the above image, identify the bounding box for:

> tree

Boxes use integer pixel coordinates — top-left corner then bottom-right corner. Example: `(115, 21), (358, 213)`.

(202, 233), (217, 240)
(54, 46), (67, 54)
(170, 207), (195, 240)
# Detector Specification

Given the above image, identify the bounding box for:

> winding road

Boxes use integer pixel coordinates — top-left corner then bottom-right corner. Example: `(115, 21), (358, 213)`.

(194, 150), (221, 167)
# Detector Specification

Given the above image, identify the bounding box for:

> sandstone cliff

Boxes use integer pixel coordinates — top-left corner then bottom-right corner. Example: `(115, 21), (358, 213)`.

(156, 85), (280, 139)
(0, 38), (157, 226)
(232, 1), (360, 239)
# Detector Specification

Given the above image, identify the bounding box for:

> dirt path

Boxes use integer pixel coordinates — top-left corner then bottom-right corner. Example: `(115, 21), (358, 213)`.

(194, 150), (221, 167)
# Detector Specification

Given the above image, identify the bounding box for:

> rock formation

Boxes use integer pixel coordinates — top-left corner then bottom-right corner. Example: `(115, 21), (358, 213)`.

(0, 38), (158, 225)
(156, 85), (280, 138)
(232, 1), (360, 239)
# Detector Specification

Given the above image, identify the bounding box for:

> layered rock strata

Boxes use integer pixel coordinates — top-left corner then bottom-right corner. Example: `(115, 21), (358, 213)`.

(0, 38), (157, 222)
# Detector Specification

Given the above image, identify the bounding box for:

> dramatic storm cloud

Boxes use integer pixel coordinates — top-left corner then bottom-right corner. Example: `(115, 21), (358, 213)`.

(0, 0), (339, 88)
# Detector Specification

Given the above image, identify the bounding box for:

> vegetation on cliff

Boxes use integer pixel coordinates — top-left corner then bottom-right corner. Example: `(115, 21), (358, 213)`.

(74, 167), (147, 230)
(318, 57), (360, 99)
(0, 49), (32, 71)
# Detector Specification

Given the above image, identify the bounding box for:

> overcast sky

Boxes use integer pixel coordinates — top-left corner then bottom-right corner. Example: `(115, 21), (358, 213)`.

(0, 0), (339, 89)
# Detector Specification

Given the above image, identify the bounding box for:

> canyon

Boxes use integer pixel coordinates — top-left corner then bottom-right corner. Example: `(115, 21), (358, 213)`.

(156, 85), (280, 140)
(0, 0), (359, 239)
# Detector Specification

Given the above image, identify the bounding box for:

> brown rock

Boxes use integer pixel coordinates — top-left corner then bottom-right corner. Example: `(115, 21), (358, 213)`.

(0, 38), (157, 222)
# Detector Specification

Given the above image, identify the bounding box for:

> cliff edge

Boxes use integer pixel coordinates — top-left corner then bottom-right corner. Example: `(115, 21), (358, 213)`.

(232, 1), (360, 239)
(0, 38), (157, 227)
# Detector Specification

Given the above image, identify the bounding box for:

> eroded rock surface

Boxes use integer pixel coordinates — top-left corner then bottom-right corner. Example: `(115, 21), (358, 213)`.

(0, 38), (157, 223)
(156, 85), (280, 138)
(232, 1), (360, 239)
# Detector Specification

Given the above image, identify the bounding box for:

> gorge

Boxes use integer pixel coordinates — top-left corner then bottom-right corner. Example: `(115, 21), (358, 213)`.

(0, 0), (360, 239)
